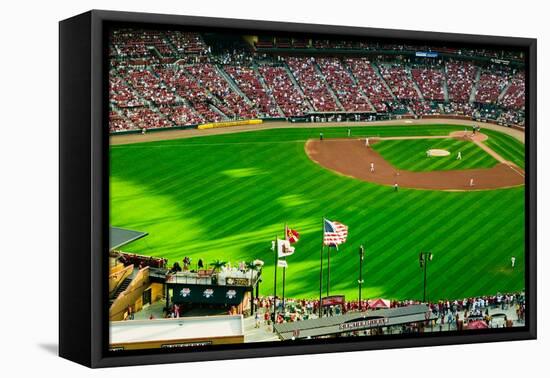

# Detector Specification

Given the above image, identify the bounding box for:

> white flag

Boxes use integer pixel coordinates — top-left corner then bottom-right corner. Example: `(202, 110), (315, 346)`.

(277, 259), (288, 268)
(277, 238), (295, 258)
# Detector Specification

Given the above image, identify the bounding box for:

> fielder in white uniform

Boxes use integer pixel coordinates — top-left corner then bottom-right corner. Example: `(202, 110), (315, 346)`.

(457, 151), (462, 160)
(370, 162), (375, 173)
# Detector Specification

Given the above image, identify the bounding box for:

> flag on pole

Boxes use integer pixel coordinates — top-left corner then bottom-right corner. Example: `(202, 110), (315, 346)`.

(277, 259), (288, 268)
(285, 226), (300, 244)
(277, 238), (295, 258)
(323, 219), (348, 247)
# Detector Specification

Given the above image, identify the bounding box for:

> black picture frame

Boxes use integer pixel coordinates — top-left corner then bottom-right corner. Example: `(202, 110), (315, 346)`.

(59, 9), (537, 368)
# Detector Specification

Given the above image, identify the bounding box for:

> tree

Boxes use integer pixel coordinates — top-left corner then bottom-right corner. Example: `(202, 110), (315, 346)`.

(246, 261), (260, 282)
(209, 260), (227, 273)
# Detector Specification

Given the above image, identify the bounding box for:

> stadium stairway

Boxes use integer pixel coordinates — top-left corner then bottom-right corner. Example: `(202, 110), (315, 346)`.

(216, 65), (254, 106)
(109, 277), (133, 307)
(442, 75), (450, 102)
(253, 65), (285, 117)
(372, 63), (397, 100)
(313, 61), (345, 111)
(498, 80), (513, 102)
(344, 61), (376, 112)
(282, 63), (315, 112)
(470, 67), (482, 103)
(181, 69), (230, 119)
(408, 68), (425, 101)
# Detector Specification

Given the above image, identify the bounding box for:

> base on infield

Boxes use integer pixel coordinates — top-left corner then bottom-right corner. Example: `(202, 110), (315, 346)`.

(427, 149), (451, 157)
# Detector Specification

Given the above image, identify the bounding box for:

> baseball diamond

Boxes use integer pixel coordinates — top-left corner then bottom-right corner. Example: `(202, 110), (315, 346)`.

(110, 122), (525, 302)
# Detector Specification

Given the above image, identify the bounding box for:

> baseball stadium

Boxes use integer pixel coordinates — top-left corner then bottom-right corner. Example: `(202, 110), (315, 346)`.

(107, 28), (526, 349)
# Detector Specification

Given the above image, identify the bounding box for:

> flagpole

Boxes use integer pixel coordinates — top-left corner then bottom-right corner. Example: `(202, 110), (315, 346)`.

(319, 218), (324, 318)
(327, 246), (330, 297)
(273, 235), (278, 326)
(282, 223), (287, 311)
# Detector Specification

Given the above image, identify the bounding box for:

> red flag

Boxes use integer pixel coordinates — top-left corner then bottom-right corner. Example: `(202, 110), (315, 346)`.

(285, 226), (300, 244)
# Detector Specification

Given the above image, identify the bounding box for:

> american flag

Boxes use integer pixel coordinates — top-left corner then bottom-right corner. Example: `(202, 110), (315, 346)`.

(323, 219), (348, 247)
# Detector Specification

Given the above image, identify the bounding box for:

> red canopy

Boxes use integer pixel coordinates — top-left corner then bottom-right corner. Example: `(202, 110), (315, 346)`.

(467, 320), (488, 329)
(368, 299), (391, 309)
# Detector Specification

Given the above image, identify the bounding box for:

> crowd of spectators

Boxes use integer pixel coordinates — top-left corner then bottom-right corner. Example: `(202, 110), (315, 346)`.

(224, 65), (281, 117)
(158, 104), (203, 126)
(111, 29), (175, 58)
(167, 31), (210, 56)
(500, 72), (525, 110)
(109, 111), (135, 132)
(154, 67), (223, 122)
(258, 65), (311, 116)
(122, 107), (172, 130)
(411, 67), (445, 101)
(108, 31), (526, 132)
(117, 251), (168, 269)
(379, 64), (420, 101)
(119, 67), (176, 105)
(109, 75), (145, 108)
(255, 292), (525, 330)
(187, 63), (258, 119)
(345, 58), (393, 112)
(286, 57), (340, 112)
(475, 67), (512, 104)
(317, 57), (373, 112)
(445, 61), (477, 102)
(498, 109), (525, 127)
(443, 101), (474, 116)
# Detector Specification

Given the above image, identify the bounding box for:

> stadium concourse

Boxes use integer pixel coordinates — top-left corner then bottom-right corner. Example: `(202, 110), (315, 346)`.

(109, 30), (525, 134)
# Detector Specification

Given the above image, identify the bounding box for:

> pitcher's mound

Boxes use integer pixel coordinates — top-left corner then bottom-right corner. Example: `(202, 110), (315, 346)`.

(427, 149), (450, 157)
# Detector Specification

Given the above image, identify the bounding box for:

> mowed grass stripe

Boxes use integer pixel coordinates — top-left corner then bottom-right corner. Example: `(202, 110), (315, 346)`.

(373, 191), (498, 297)
(372, 138), (498, 172)
(427, 192), (523, 297)
(482, 129), (525, 169)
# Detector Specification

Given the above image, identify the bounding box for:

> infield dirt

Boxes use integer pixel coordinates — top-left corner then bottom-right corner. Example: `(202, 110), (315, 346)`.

(305, 137), (525, 191)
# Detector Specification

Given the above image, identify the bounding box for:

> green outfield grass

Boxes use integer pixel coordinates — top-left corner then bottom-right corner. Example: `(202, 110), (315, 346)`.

(372, 138), (498, 172)
(110, 124), (525, 302)
(482, 128), (525, 169)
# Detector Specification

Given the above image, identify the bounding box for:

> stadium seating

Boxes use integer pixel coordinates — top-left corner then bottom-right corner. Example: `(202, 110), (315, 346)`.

(111, 29), (175, 58)
(286, 57), (340, 112)
(378, 64), (420, 101)
(109, 76), (145, 108)
(224, 65), (281, 117)
(474, 67), (511, 104)
(344, 58), (393, 112)
(119, 67), (176, 105)
(500, 72), (525, 110)
(411, 67), (445, 101)
(108, 30), (526, 130)
(154, 67), (223, 122)
(109, 111), (135, 132)
(158, 104), (203, 126)
(258, 65), (311, 116)
(122, 107), (172, 130)
(317, 57), (373, 112)
(187, 63), (258, 119)
(445, 61), (477, 102)
(167, 31), (210, 55)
